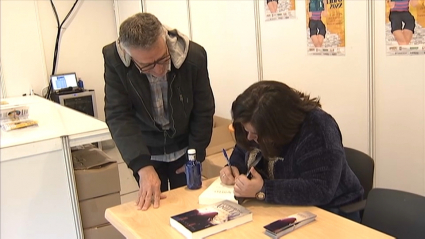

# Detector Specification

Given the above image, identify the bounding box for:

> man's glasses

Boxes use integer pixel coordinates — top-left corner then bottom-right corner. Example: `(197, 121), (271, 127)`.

(133, 53), (171, 73)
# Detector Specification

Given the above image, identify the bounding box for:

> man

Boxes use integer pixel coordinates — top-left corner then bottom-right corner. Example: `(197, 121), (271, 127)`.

(102, 13), (215, 211)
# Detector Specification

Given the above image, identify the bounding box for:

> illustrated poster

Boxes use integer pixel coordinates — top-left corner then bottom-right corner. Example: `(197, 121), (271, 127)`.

(385, 0), (425, 56)
(306, 0), (346, 56)
(265, 0), (296, 21)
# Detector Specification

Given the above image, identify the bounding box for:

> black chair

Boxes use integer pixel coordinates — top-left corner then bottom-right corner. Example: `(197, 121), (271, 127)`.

(339, 147), (374, 218)
(362, 188), (425, 239)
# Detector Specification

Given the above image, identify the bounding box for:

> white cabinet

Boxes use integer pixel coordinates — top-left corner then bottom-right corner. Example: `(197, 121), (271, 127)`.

(0, 96), (111, 239)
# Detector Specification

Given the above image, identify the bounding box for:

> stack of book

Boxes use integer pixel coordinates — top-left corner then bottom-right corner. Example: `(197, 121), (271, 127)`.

(0, 103), (38, 131)
(170, 200), (252, 239)
(263, 211), (317, 238)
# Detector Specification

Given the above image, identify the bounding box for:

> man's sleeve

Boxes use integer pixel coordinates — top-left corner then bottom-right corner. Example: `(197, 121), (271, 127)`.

(188, 46), (215, 162)
(103, 45), (158, 175)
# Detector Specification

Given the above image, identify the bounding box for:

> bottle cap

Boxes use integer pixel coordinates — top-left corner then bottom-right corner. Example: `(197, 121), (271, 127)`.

(188, 149), (196, 155)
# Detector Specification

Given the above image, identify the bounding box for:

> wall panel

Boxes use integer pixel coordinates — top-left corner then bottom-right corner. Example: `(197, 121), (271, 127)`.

(144, 0), (190, 38)
(190, 0), (259, 118)
(260, 0), (370, 154)
(114, 0), (142, 29)
(374, 0), (425, 195)
(0, 0), (48, 97)
(36, 0), (117, 121)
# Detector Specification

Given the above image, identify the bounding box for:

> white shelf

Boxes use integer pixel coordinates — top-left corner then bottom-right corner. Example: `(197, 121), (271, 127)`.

(0, 95), (112, 239)
(0, 95), (110, 151)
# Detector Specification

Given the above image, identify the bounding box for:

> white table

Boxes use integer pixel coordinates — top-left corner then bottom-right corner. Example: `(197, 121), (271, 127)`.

(0, 96), (111, 239)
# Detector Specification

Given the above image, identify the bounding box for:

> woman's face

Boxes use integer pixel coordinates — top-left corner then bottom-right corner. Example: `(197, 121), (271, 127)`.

(242, 122), (258, 143)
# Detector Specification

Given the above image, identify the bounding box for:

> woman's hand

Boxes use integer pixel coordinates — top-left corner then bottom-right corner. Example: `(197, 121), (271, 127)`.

(219, 166), (240, 185)
(234, 167), (264, 198)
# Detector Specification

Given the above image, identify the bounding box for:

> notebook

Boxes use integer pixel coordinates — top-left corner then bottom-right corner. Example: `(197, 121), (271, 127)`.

(50, 72), (79, 93)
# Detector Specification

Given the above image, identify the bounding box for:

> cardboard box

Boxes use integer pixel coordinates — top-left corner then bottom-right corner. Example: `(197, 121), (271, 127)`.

(117, 163), (139, 195)
(203, 116), (236, 179)
(206, 125), (235, 156)
(72, 147), (116, 170)
(79, 192), (121, 229)
(202, 149), (233, 179)
(74, 163), (120, 201)
(84, 223), (124, 239)
(73, 148), (121, 201)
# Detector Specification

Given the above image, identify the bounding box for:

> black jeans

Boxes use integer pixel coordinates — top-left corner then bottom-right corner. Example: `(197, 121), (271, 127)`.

(134, 154), (187, 192)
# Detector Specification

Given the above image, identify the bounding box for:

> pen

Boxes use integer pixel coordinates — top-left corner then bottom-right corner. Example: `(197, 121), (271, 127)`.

(237, 152), (263, 205)
(222, 148), (235, 177)
(246, 152), (262, 179)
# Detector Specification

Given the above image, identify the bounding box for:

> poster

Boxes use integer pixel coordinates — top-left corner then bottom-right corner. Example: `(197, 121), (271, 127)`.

(305, 0), (346, 56)
(265, 0), (296, 21)
(385, 0), (425, 56)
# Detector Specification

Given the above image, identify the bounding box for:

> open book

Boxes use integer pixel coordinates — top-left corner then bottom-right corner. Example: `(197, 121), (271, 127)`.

(198, 177), (237, 205)
(170, 200), (252, 239)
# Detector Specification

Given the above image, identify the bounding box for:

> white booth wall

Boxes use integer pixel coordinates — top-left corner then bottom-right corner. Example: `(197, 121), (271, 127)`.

(189, 1), (259, 118)
(374, 1), (425, 195)
(139, 0), (259, 118)
(1, 0), (117, 121)
(2, 0), (425, 196)
(139, 0), (425, 196)
(1, 1), (49, 98)
(137, 0), (368, 152)
(259, 1), (370, 154)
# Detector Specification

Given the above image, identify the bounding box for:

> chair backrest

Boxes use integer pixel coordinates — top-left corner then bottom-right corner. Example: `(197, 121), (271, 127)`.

(344, 147), (374, 199)
(362, 188), (425, 239)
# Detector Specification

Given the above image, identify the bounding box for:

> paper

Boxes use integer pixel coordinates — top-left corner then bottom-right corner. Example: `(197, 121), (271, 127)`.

(199, 178), (237, 205)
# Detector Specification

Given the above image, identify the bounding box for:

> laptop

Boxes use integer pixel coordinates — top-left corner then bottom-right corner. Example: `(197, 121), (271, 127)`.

(50, 72), (80, 94)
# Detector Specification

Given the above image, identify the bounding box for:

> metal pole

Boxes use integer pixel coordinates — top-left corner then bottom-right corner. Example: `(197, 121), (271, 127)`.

(367, 0), (376, 186)
(61, 136), (84, 239)
(253, 0), (264, 82)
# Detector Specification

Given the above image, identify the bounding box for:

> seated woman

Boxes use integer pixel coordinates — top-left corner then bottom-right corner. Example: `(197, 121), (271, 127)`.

(220, 81), (364, 222)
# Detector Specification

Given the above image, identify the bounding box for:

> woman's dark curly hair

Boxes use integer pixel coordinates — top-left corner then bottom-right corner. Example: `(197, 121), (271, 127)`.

(231, 81), (321, 159)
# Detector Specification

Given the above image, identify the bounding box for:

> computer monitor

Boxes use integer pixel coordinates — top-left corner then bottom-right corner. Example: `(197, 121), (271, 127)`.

(58, 91), (98, 118)
(50, 72), (78, 92)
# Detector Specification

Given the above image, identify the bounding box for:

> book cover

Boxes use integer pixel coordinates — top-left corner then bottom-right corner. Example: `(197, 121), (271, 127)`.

(263, 211), (316, 238)
(170, 200), (252, 239)
(198, 177), (237, 205)
(0, 104), (29, 122)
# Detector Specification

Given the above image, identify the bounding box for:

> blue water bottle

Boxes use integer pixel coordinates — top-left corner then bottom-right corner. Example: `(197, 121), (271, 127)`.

(185, 149), (202, 189)
(77, 78), (84, 89)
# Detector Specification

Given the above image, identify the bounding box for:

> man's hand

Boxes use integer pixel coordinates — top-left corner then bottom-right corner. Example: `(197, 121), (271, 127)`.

(175, 165), (185, 174)
(234, 167), (263, 198)
(136, 166), (166, 210)
(219, 166), (240, 185)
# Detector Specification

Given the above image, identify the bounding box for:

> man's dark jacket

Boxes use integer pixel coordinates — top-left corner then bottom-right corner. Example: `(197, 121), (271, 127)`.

(102, 29), (215, 175)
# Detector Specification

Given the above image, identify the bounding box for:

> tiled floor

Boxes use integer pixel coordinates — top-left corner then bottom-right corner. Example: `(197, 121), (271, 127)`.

(103, 146), (139, 204)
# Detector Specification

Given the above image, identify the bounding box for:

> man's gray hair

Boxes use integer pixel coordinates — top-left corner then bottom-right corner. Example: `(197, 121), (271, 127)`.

(118, 13), (164, 50)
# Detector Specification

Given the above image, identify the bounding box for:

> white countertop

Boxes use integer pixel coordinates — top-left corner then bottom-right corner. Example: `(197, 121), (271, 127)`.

(0, 95), (110, 149)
